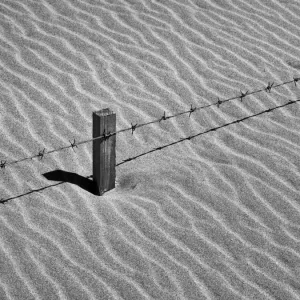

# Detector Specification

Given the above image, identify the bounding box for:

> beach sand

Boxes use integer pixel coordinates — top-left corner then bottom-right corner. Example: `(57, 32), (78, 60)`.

(1, 0), (300, 299)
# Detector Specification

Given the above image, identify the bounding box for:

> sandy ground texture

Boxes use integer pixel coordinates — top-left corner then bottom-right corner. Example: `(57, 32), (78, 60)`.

(1, 0), (300, 299)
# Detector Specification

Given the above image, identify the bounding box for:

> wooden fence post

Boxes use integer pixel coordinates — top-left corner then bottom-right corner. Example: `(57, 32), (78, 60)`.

(93, 108), (116, 196)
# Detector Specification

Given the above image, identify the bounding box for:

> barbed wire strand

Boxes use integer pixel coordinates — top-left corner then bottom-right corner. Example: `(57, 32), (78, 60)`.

(0, 77), (299, 170)
(117, 98), (299, 166)
(1, 98), (299, 204)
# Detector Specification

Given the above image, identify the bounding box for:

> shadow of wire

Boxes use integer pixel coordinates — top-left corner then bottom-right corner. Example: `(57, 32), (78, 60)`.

(0, 172), (96, 204)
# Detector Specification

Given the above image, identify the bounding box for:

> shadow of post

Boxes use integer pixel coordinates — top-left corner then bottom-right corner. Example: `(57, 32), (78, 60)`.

(43, 170), (100, 195)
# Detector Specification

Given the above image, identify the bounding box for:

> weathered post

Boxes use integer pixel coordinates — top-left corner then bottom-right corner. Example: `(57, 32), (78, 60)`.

(93, 108), (116, 196)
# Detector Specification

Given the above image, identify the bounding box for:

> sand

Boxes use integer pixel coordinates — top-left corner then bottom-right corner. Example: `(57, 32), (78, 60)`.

(1, 0), (300, 299)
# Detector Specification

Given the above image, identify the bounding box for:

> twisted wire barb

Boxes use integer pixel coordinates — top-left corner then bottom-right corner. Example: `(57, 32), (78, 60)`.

(265, 82), (274, 93)
(69, 139), (78, 152)
(159, 111), (167, 122)
(37, 148), (46, 160)
(1, 98), (299, 204)
(0, 77), (299, 169)
(239, 90), (248, 102)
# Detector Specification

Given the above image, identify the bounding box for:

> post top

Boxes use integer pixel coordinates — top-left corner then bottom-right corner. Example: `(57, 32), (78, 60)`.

(93, 108), (115, 117)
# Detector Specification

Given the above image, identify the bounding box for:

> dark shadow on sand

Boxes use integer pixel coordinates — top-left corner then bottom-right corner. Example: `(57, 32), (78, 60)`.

(43, 170), (100, 195)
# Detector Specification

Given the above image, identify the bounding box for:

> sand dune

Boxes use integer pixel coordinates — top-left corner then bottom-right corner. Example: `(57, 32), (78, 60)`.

(1, 0), (300, 299)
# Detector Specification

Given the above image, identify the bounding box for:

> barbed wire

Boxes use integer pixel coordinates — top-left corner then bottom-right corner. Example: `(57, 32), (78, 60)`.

(0, 76), (299, 171)
(117, 98), (299, 165)
(1, 97), (299, 204)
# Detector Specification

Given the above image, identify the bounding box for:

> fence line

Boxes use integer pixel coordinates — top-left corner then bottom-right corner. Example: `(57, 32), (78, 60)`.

(1, 97), (299, 204)
(0, 77), (299, 170)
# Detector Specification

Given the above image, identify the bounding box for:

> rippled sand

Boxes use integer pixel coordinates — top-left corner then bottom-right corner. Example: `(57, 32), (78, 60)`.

(1, 0), (300, 299)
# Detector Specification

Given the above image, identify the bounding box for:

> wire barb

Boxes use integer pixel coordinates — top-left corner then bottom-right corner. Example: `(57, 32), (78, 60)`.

(159, 111), (167, 122)
(123, 158), (132, 162)
(102, 129), (111, 141)
(131, 123), (137, 134)
(240, 90), (249, 102)
(69, 139), (78, 152)
(216, 97), (223, 108)
(189, 105), (196, 117)
(294, 76), (300, 86)
(0, 160), (6, 169)
(265, 82), (274, 93)
(37, 148), (46, 160)
(181, 136), (192, 141)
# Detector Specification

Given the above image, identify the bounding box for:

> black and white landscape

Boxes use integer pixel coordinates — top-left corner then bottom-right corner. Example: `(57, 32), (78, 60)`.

(1, 1), (300, 299)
